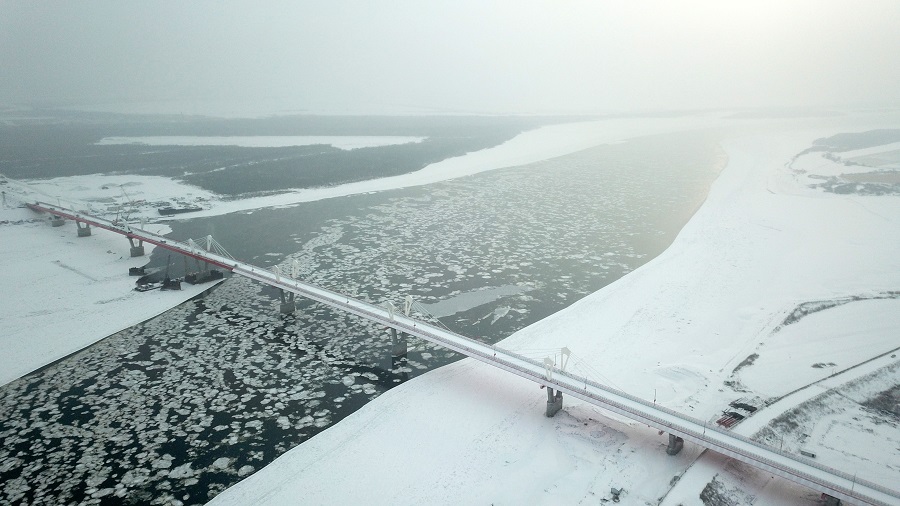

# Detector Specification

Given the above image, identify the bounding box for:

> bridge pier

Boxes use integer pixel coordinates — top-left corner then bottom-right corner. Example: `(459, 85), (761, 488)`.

(666, 433), (684, 455)
(128, 237), (145, 257)
(279, 289), (296, 314)
(545, 387), (563, 417)
(50, 215), (65, 227)
(76, 221), (91, 237)
(390, 328), (407, 357)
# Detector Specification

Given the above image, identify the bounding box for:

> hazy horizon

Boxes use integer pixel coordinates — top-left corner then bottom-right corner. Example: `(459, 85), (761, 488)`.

(3, 1), (900, 117)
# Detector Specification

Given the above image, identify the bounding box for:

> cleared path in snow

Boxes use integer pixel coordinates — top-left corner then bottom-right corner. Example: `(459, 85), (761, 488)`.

(27, 201), (900, 506)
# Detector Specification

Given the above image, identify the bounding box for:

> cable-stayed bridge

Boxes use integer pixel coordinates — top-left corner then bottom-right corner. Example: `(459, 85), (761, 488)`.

(26, 201), (900, 506)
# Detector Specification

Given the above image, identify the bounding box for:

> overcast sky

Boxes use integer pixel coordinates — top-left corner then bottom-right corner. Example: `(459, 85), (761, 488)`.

(2, 1), (899, 116)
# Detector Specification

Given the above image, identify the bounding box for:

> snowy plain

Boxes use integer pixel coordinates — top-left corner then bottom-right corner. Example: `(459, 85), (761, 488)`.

(0, 207), (223, 387)
(208, 115), (900, 505)
(2, 113), (899, 505)
(95, 135), (427, 150)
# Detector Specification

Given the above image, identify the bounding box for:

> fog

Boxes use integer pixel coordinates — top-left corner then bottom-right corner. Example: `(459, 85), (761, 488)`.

(2, 1), (899, 116)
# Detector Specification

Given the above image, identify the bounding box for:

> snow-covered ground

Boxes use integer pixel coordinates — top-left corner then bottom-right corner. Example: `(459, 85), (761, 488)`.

(2, 173), (218, 223)
(95, 135), (427, 149)
(0, 208), (223, 387)
(208, 116), (900, 505)
(2, 113), (899, 504)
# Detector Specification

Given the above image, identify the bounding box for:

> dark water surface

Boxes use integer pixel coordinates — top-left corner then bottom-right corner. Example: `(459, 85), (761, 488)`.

(0, 130), (725, 505)
(0, 114), (550, 197)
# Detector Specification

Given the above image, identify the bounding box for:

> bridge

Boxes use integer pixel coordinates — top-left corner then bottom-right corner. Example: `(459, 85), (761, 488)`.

(27, 201), (900, 506)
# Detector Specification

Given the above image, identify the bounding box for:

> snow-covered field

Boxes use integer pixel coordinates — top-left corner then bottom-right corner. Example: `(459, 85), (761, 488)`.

(0, 210), (222, 387)
(208, 116), (900, 505)
(2, 113), (899, 504)
(95, 135), (427, 149)
(2, 173), (217, 223)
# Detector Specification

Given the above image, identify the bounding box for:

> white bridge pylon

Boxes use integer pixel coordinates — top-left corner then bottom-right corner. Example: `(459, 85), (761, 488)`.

(542, 347), (570, 382)
(384, 296), (415, 321)
(23, 200), (900, 506)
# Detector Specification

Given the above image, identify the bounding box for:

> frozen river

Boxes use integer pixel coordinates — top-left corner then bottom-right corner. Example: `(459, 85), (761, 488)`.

(0, 129), (725, 504)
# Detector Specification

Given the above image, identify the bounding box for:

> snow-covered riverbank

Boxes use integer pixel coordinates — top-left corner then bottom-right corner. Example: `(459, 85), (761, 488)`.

(0, 213), (224, 387)
(209, 116), (900, 505)
(4, 116), (717, 223)
(3, 113), (898, 504)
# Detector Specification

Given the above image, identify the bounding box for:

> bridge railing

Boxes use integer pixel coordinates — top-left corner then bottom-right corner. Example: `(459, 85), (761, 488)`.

(529, 353), (897, 502)
(317, 296), (897, 503)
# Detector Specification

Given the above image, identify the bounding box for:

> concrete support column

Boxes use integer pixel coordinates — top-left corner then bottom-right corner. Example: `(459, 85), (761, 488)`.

(128, 237), (145, 257)
(76, 221), (91, 237)
(545, 387), (563, 417)
(666, 434), (684, 455)
(390, 328), (408, 357)
(279, 289), (296, 314)
(50, 215), (65, 227)
(821, 494), (841, 506)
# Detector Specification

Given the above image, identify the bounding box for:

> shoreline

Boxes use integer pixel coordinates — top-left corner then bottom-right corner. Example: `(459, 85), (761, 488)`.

(0, 215), (228, 387)
(2, 114), (897, 504)
(210, 116), (900, 505)
(13, 279), (226, 384)
(8, 116), (720, 223)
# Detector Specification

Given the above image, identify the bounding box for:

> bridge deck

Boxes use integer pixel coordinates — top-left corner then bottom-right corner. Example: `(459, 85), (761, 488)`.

(28, 201), (900, 506)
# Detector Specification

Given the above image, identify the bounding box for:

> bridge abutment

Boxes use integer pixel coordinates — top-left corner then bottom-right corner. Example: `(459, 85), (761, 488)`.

(279, 289), (296, 314)
(76, 221), (91, 237)
(666, 433), (684, 455)
(545, 387), (563, 417)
